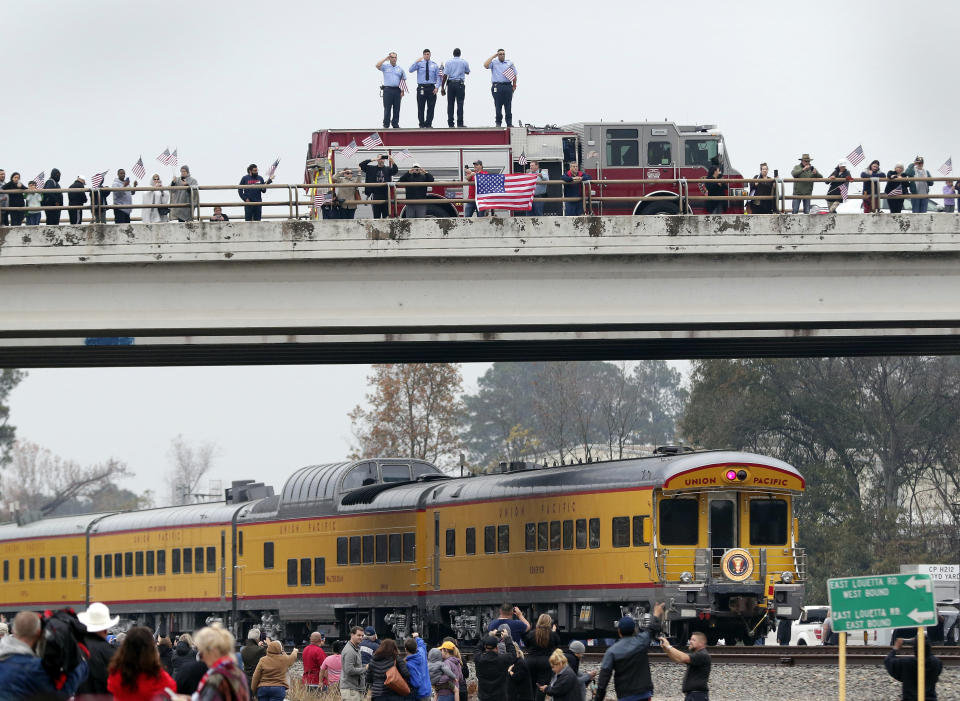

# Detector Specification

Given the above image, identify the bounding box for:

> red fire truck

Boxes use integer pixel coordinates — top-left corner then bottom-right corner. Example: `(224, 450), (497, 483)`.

(305, 122), (745, 217)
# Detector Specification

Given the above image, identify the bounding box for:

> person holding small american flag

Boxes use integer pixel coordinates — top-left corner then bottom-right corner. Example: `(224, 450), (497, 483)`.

(885, 163), (908, 214)
(483, 49), (517, 127)
(376, 52), (405, 129)
(238, 164), (273, 221)
(825, 160), (853, 213)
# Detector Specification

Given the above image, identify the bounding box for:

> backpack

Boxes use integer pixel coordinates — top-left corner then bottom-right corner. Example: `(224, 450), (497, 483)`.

(39, 608), (89, 689)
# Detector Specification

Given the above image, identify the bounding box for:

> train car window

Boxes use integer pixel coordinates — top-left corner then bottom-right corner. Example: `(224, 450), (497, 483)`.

(381, 464), (411, 483)
(263, 542), (275, 569)
(314, 557), (325, 585)
(172, 549), (181, 574)
(633, 515), (650, 546)
(157, 550), (166, 575)
(29, 558), (35, 580)
(94, 555), (102, 579)
(446, 528), (456, 557)
(647, 141), (672, 166)
(403, 533), (416, 562)
(124, 552), (133, 577)
(537, 522), (548, 551)
(195, 547), (204, 573)
(135, 551), (144, 576)
(287, 559), (297, 586)
(411, 463), (435, 480)
(50, 556), (56, 579)
(2, 560), (7, 582)
(465, 528), (476, 555)
(612, 517), (630, 547)
(549, 521), (561, 550)
(350, 536), (362, 565)
(300, 558), (311, 585)
(560, 520), (572, 550)
(342, 462), (378, 491)
(183, 548), (193, 574)
(483, 526), (495, 554)
(18, 558), (24, 580)
(497, 525), (509, 553)
(589, 518), (601, 548)
(375, 534), (387, 563)
(104, 555), (113, 578)
(362, 535), (375, 565)
(206, 546), (216, 572)
(238, 530), (244, 556)
(576, 519), (587, 549)
(146, 551), (155, 576)
(72, 555), (78, 579)
(39, 557), (45, 579)
(114, 553), (122, 576)
(388, 534), (402, 563)
(524, 523), (536, 552)
(337, 537), (348, 565)
(659, 499), (699, 545)
(750, 499), (788, 545)
(61, 556), (67, 578)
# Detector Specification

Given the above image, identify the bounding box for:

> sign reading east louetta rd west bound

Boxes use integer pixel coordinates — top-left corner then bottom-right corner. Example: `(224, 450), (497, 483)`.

(827, 573), (936, 632)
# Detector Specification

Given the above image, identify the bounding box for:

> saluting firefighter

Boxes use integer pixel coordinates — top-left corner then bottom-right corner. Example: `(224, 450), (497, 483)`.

(441, 48), (470, 128)
(376, 52), (405, 129)
(483, 48), (517, 127)
(409, 49), (442, 128)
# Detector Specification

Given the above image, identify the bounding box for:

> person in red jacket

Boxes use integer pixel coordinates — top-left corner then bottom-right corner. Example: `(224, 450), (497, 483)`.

(107, 626), (176, 701)
(302, 632), (327, 691)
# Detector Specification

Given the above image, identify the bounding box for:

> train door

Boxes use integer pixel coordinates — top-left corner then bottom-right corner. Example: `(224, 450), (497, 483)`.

(708, 492), (738, 571)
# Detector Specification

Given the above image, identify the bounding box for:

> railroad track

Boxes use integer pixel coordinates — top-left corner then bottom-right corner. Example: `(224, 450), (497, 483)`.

(578, 645), (960, 667)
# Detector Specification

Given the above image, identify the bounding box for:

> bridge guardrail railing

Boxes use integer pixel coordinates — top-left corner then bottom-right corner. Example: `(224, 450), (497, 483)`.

(0, 176), (957, 224)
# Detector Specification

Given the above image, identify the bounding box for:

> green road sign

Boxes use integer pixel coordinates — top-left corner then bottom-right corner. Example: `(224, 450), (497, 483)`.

(827, 573), (936, 632)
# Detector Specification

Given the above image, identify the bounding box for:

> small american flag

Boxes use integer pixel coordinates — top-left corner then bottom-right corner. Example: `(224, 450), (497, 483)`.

(267, 158), (280, 179)
(517, 152), (528, 166)
(32, 172), (45, 188)
(157, 148), (170, 165)
(91, 170), (108, 188)
(503, 65), (516, 81)
(362, 132), (384, 149)
(475, 172), (538, 211)
(939, 157), (953, 176)
(438, 63), (445, 80)
(395, 149), (413, 162)
(839, 183), (849, 202)
(132, 156), (146, 180)
(887, 185), (903, 197)
(339, 140), (359, 158)
(399, 75), (409, 95)
(168, 148), (178, 167)
(314, 189), (333, 206)
(846, 145), (865, 167)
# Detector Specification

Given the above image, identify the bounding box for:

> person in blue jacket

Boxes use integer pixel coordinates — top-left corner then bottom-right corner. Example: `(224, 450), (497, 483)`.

(0, 611), (88, 699)
(238, 164), (273, 221)
(404, 633), (432, 701)
(561, 161), (591, 216)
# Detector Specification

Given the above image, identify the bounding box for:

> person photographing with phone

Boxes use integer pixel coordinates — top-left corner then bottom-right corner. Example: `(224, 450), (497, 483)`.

(885, 635), (942, 701)
(397, 163), (434, 218)
(658, 631), (711, 701)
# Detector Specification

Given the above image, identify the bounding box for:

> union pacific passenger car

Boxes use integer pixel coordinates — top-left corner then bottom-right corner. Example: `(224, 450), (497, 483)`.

(0, 450), (805, 644)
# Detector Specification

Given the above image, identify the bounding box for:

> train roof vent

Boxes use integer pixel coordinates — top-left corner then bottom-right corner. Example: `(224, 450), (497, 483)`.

(225, 480), (275, 504)
(497, 461), (540, 473)
(653, 445), (695, 456)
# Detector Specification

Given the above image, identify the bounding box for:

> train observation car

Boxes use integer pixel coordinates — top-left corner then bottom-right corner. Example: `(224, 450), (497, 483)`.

(0, 450), (805, 644)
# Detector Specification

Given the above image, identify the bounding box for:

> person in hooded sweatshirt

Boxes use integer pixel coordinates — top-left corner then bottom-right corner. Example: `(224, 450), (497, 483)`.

(403, 635), (432, 701)
(251, 639), (298, 701)
(42, 168), (63, 225)
(67, 175), (87, 224)
(365, 639), (411, 701)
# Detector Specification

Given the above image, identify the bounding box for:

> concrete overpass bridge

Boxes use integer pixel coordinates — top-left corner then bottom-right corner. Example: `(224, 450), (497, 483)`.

(2, 214), (960, 367)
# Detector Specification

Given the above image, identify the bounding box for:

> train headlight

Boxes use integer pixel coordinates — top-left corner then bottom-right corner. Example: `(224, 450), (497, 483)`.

(781, 571), (794, 584)
(725, 469), (748, 482)
(680, 571), (693, 584)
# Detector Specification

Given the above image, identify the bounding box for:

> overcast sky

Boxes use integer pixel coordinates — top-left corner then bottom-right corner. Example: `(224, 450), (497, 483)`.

(3, 1), (958, 503)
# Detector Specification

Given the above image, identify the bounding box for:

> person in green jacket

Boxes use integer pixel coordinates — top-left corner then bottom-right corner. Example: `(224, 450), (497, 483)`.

(904, 156), (933, 213)
(790, 153), (822, 214)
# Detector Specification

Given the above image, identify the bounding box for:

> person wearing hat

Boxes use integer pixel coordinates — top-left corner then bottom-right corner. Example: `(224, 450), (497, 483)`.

(659, 631), (711, 701)
(464, 160), (488, 218)
(826, 160), (853, 213)
(169, 165), (198, 222)
(564, 641), (596, 701)
(360, 625), (379, 666)
(474, 632), (515, 701)
(67, 175), (87, 224)
(790, 154), (822, 214)
(905, 156), (933, 213)
(397, 163), (435, 218)
(359, 154), (398, 219)
(594, 602), (665, 701)
(76, 601), (119, 695)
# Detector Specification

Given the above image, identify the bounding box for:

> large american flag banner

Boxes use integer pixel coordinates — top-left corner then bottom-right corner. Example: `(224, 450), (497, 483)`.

(132, 156), (146, 180)
(399, 75), (409, 95)
(32, 172), (45, 189)
(362, 132), (383, 149)
(91, 170), (108, 188)
(846, 145), (865, 167)
(939, 157), (953, 176)
(474, 172), (538, 211)
(503, 65), (516, 81)
(338, 140), (359, 158)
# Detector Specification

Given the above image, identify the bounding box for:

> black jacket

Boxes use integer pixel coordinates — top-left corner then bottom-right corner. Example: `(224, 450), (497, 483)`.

(474, 646), (515, 701)
(68, 180), (88, 206)
(397, 171), (435, 200)
(76, 631), (115, 695)
(1, 181), (26, 208)
(506, 656), (534, 701)
(543, 666), (579, 701)
(885, 649), (942, 701)
(826, 167), (852, 198)
(364, 655), (411, 698)
(241, 641), (266, 679)
(594, 619), (661, 701)
(359, 159), (398, 197)
(42, 171), (63, 206)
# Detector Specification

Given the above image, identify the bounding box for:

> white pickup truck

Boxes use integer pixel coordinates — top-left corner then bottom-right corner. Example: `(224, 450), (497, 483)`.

(765, 605), (828, 646)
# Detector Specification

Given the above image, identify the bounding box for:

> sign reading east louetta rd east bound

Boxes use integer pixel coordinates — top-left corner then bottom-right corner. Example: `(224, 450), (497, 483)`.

(827, 573), (936, 632)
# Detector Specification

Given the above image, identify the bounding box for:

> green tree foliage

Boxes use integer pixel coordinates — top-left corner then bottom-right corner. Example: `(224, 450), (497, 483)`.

(463, 361), (688, 470)
(681, 357), (960, 601)
(0, 369), (26, 466)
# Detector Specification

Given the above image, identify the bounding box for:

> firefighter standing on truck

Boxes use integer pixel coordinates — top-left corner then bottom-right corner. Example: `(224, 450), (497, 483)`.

(409, 49), (441, 128)
(441, 48), (470, 128)
(483, 49), (517, 127)
(376, 52), (404, 129)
